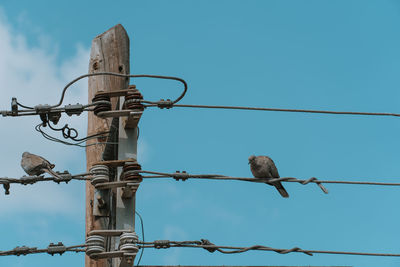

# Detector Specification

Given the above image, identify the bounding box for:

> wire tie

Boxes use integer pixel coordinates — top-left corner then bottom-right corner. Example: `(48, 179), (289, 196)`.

(301, 177), (329, 194)
(267, 177), (291, 184)
(278, 246), (313, 256)
(200, 239), (217, 253)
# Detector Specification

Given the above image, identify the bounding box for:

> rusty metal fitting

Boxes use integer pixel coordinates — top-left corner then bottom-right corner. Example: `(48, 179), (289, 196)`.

(119, 232), (139, 254)
(157, 99), (173, 109)
(154, 240), (171, 249)
(85, 235), (106, 257)
(92, 92), (112, 115)
(123, 87), (144, 111)
(173, 171), (189, 181)
(47, 242), (66, 256)
(90, 165), (110, 185)
(121, 162), (142, 182)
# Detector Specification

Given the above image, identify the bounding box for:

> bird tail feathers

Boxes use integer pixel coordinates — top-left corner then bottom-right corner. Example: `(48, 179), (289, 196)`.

(44, 169), (63, 179)
(274, 182), (289, 198)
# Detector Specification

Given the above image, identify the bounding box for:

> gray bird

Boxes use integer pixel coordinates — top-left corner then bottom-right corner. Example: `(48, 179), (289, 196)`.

(21, 152), (62, 179)
(248, 155), (289, 198)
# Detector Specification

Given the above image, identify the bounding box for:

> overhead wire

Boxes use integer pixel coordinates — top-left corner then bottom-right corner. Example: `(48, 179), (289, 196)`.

(138, 239), (400, 257)
(143, 101), (400, 118)
(136, 170), (400, 194)
(0, 243), (86, 256)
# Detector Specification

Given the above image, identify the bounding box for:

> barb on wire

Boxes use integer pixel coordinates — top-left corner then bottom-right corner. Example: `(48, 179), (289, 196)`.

(136, 170), (400, 194)
(0, 242), (86, 256)
(0, 172), (91, 195)
(142, 101), (400, 118)
(138, 239), (400, 257)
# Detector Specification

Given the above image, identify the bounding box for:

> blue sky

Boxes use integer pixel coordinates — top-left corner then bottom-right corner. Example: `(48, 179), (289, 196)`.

(0, 1), (400, 267)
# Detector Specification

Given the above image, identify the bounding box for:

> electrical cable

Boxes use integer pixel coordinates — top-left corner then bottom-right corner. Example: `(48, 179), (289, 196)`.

(135, 211), (145, 266)
(143, 102), (400, 118)
(138, 239), (400, 257)
(136, 170), (400, 194)
(52, 72), (187, 108)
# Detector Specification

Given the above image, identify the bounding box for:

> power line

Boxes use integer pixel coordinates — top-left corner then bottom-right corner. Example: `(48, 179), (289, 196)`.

(0, 172), (91, 195)
(137, 170), (400, 194)
(139, 239), (400, 257)
(4, 238), (400, 258)
(51, 72), (187, 109)
(143, 101), (400, 118)
(0, 242), (85, 256)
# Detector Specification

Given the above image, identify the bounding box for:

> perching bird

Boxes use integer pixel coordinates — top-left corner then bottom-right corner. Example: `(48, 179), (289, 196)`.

(248, 155), (289, 198)
(21, 152), (62, 179)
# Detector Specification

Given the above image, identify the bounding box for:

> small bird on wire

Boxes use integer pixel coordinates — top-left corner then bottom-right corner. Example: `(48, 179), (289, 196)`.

(248, 155), (289, 198)
(21, 152), (62, 179)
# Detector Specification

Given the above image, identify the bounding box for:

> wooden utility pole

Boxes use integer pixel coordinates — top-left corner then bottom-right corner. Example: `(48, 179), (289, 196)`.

(86, 24), (130, 267)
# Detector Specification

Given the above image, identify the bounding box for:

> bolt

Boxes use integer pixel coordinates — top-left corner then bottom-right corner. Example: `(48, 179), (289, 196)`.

(92, 61), (99, 70)
(97, 195), (106, 209)
(125, 256), (133, 264)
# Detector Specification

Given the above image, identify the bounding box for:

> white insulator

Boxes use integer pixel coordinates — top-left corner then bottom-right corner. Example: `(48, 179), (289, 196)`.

(90, 165), (109, 175)
(119, 232), (139, 254)
(86, 235), (106, 257)
(90, 165), (110, 185)
(120, 243), (139, 253)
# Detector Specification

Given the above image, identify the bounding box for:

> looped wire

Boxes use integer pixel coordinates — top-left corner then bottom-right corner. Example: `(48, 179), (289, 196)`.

(279, 246), (313, 256)
(200, 239), (217, 253)
(301, 177), (329, 194)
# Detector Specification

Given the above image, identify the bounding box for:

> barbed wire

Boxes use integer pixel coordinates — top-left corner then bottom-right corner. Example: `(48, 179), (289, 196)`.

(137, 170), (400, 194)
(139, 239), (400, 257)
(0, 242), (86, 256)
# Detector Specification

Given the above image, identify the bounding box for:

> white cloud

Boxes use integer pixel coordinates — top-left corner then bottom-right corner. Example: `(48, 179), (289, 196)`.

(0, 11), (89, 217)
(162, 225), (188, 264)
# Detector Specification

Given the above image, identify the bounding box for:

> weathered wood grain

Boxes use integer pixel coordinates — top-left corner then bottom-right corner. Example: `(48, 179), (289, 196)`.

(86, 24), (130, 267)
